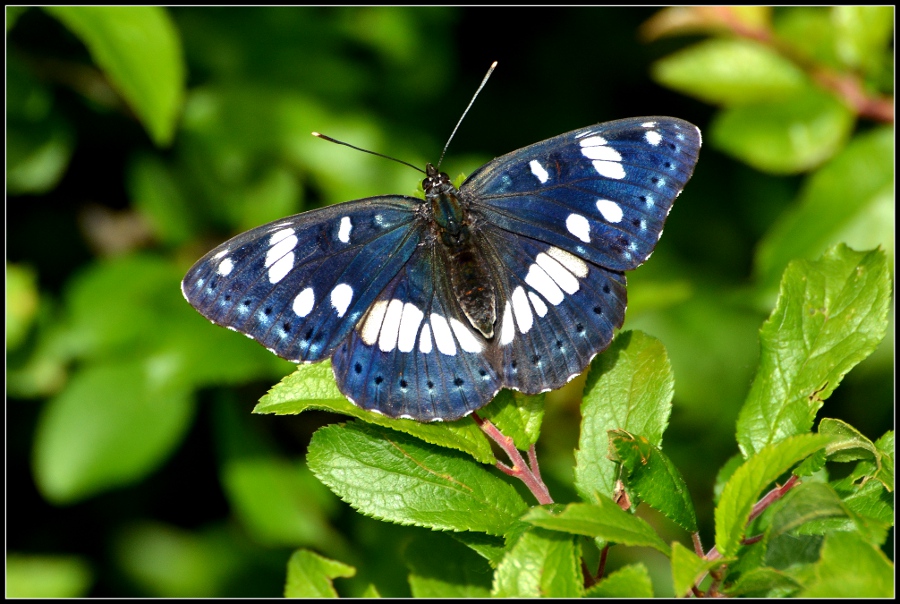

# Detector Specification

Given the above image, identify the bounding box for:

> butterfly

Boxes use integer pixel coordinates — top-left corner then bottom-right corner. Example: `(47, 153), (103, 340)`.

(182, 116), (701, 422)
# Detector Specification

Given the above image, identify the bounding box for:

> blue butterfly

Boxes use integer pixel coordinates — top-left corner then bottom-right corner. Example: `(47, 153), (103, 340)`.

(182, 117), (701, 421)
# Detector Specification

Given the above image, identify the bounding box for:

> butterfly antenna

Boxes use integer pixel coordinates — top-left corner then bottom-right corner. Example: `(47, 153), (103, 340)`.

(436, 61), (498, 170)
(311, 132), (425, 174)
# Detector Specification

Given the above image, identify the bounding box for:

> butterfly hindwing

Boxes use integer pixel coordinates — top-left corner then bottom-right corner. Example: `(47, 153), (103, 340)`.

(465, 117), (701, 271)
(484, 229), (627, 395)
(182, 196), (422, 362)
(331, 241), (502, 421)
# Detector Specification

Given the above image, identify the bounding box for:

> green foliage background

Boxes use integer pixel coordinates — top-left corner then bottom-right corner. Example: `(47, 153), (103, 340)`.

(7, 7), (893, 597)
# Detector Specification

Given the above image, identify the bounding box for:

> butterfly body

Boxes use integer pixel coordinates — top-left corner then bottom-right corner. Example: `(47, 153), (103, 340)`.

(182, 117), (701, 421)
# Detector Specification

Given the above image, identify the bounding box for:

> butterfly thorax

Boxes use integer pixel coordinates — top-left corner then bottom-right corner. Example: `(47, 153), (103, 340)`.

(423, 163), (497, 339)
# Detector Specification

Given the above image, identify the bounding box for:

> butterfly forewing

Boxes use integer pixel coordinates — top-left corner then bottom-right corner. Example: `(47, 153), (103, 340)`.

(182, 116), (701, 421)
(465, 117), (701, 271)
(182, 197), (422, 362)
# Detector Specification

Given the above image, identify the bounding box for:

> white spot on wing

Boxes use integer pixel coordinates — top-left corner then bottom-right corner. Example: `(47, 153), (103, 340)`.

(536, 252), (579, 294)
(269, 228), (295, 245)
(213, 249), (229, 260)
(524, 262), (563, 305)
(360, 299), (388, 345)
(565, 213), (591, 243)
(429, 314), (456, 356)
(592, 160), (626, 179)
(596, 199), (624, 223)
(397, 302), (424, 353)
(641, 121), (657, 128)
(450, 318), (484, 353)
(579, 135), (607, 145)
(547, 247), (589, 278)
(511, 286), (533, 334)
(293, 287), (315, 317)
(265, 234), (298, 267)
(419, 322), (433, 353)
(338, 216), (352, 243)
(378, 299), (404, 352)
(645, 130), (662, 146)
(529, 160), (550, 184)
(268, 253), (294, 283)
(500, 302), (515, 345)
(330, 283), (353, 318)
(580, 144), (622, 162)
(528, 291), (548, 317)
(217, 257), (234, 276)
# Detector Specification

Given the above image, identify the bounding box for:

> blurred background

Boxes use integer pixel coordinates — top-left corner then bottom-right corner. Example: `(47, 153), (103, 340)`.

(7, 7), (893, 597)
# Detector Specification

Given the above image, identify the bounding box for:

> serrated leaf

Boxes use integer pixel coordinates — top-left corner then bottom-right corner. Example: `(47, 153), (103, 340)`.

(575, 331), (674, 502)
(755, 127), (894, 289)
(770, 481), (887, 545)
(609, 430), (698, 532)
(524, 499), (670, 555)
(585, 563), (654, 597)
(491, 528), (581, 598)
(709, 87), (855, 174)
(306, 421), (527, 535)
(737, 246), (891, 457)
(715, 434), (833, 558)
(671, 541), (728, 597)
(404, 533), (492, 598)
(818, 417), (879, 463)
(724, 567), (802, 597)
(33, 359), (194, 503)
(798, 531), (893, 597)
(255, 364), (495, 464)
(284, 549), (355, 598)
(652, 38), (807, 106)
(44, 7), (184, 146)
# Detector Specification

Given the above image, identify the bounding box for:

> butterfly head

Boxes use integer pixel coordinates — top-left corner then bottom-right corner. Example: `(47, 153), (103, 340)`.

(423, 163), (454, 198)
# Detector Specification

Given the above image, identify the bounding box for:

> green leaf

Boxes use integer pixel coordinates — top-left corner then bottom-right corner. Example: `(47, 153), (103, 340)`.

(584, 563), (654, 598)
(737, 246), (891, 457)
(818, 417), (880, 463)
(769, 481), (887, 546)
(831, 6), (895, 76)
(284, 549), (355, 598)
(478, 389), (544, 451)
(609, 430), (698, 532)
(709, 87), (855, 174)
(671, 541), (728, 597)
(33, 358), (194, 503)
(492, 528), (581, 598)
(306, 421), (527, 535)
(127, 154), (196, 246)
(798, 531), (894, 597)
(715, 433), (833, 558)
(44, 7), (184, 146)
(652, 38), (807, 106)
(450, 532), (507, 568)
(575, 331), (674, 502)
(6, 263), (39, 351)
(404, 533), (492, 598)
(6, 554), (93, 598)
(755, 127), (894, 290)
(724, 567), (802, 597)
(523, 499), (670, 555)
(113, 522), (243, 597)
(255, 364), (495, 464)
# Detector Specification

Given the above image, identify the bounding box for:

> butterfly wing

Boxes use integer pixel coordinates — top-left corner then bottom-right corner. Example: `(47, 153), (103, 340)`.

(463, 117), (701, 393)
(331, 239), (502, 421)
(464, 117), (701, 271)
(181, 196), (424, 363)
